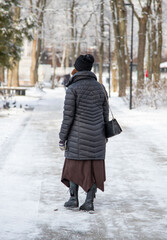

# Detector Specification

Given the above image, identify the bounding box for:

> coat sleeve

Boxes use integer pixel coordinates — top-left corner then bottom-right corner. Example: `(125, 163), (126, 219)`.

(59, 88), (76, 141)
(102, 86), (109, 124)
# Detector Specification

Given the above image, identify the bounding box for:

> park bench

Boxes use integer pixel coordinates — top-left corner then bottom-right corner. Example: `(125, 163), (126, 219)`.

(0, 87), (27, 96)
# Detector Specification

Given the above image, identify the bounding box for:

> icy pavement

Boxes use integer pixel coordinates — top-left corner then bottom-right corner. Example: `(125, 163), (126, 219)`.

(0, 87), (167, 240)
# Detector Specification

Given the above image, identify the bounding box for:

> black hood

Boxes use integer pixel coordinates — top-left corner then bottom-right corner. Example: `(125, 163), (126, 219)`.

(66, 71), (97, 87)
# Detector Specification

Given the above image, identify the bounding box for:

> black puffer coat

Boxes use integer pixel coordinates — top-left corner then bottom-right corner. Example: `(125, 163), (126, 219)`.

(59, 71), (109, 160)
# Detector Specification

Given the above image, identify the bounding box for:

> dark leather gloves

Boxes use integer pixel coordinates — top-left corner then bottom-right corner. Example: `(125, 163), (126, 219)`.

(59, 140), (66, 151)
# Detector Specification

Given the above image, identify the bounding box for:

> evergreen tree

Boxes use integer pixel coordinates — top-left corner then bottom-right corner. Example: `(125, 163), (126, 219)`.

(0, 0), (34, 69)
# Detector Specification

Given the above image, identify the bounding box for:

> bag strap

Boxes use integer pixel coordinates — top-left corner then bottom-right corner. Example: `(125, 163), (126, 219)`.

(101, 84), (114, 119)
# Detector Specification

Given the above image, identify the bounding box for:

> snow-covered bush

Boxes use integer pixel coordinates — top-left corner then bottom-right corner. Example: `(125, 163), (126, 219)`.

(129, 78), (167, 109)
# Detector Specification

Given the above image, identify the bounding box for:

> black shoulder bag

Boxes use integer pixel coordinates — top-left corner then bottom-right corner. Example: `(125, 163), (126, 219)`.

(101, 85), (122, 138)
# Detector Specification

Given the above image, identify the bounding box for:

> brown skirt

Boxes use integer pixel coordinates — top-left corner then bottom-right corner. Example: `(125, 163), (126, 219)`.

(61, 158), (106, 192)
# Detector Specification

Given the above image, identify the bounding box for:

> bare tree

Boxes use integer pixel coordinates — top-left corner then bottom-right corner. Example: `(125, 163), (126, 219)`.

(69, 0), (78, 65)
(68, 0), (94, 65)
(112, 46), (118, 92)
(110, 0), (128, 97)
(147, 17), (152, 81)
(76, 12), (94, 56)
(30, 0), (48, 86)
(44, 0), (94, 71)
(151, 0), (162, 86)
(98, 0), (104, 84)
(128, 0), (151, 91)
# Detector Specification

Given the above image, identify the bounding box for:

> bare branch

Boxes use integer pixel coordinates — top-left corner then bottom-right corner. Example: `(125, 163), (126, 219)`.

(79, 12), (94, 39)
(138, 0), (142, 9)
(36, 0), (41, 8)
(29, 0), (33, 13)
(128, 0), (139, 20)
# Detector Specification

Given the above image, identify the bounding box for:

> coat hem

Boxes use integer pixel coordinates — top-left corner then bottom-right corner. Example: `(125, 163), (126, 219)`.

(64, 157), (105, 160)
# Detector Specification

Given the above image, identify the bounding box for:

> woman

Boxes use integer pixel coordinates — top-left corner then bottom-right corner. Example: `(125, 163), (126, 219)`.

(59, 54), (109, 211)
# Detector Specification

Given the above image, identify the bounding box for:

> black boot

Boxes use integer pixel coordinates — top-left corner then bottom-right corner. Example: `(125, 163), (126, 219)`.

(64, 181), (79, 208)
(79, 184), (97, 211)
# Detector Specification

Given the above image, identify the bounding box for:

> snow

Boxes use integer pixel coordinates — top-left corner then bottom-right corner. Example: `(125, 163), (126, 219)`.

(160, 61), (167, 68)
(0, 87), (167, 240)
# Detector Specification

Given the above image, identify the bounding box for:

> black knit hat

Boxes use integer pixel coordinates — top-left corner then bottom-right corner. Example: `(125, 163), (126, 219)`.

(74, 54), (94, 71)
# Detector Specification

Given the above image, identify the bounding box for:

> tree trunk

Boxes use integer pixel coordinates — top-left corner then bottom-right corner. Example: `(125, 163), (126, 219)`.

(36, 34), (42, 82)
(118, 0), (127, 96)
(151, 18), (157, 84)
(13, 7), (20, 87)
(156, 0), (162, 84)
(65, 45), (69, 68)
(51, 45), (56, 89)
(112, 68), (117, 92)
(137, 16), (148, 90)
(30, 33), (38, 86)
(128, 0), (151, 92)
(125, 10), (130, 88)
(110, 0), (127, 96)
(152, 0), (162, 86)
(0, 67), (4, 84)
(13, 61), (19, 87)
(61, 45), (66, 68)
(65, 0), (70, 68)
(6, 6), (21, 87)
(30, 0), (47, 86)
(7, 69), (12, 87)
(70, 0), (76, 65)
(147, 18), (152, 81)
(77, 42), (81, 56)
(99, 0), (104, 84)
(112, 47), (118, 92)
(99, 45), (104, 84)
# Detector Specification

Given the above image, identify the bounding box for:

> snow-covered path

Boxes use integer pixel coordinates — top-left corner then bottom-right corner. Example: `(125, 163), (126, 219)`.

(0, 87), (167, 240)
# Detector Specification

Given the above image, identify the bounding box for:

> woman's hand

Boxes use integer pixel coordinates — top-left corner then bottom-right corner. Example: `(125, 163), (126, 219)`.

(59, 140), (66, 151)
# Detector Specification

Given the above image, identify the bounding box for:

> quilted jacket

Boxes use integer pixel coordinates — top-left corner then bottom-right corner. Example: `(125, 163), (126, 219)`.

(59, 71), (109, 160)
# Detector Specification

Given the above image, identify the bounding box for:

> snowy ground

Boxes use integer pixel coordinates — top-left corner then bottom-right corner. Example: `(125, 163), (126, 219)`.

(0, 87), (167, 240)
